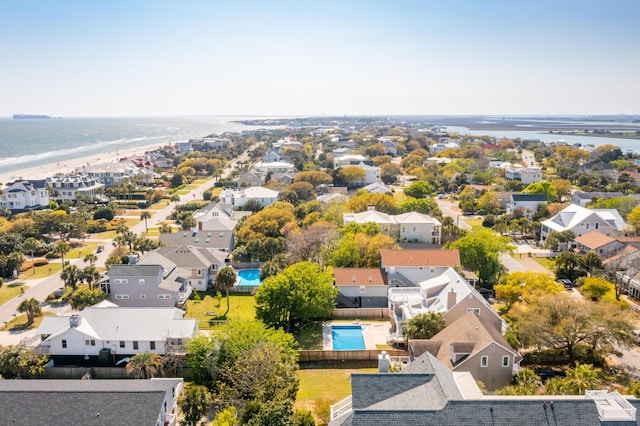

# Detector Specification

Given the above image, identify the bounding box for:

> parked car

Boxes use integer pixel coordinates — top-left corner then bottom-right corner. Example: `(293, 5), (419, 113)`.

(96, 245), (105, 253)
(557, 279), (573, 290)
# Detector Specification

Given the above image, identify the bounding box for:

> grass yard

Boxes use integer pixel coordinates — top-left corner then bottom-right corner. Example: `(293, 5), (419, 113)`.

(2, 311), (56, 331)
(292, 321), (323, 350)
(295, 367), (377, 422)
(111, 218), (140, 228)
(67, 242), (101, 260)
(463, 218), (486, 231)
(185, 293), (256, 328)
(19, 262), (63, 280)
(533, 257), (556, 270)
(0, 282), (29, 305)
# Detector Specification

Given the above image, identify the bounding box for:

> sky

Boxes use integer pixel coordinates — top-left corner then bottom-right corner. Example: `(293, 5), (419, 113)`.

(1, 0), (638, 117)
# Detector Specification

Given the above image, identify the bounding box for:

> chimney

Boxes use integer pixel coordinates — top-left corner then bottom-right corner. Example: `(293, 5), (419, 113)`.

(198, 221), (203, 231)
(378, 351), (390, 373)
(70, 314), (80, 328)
(447, 289), (457, 310)
(128, 254), (138, 265)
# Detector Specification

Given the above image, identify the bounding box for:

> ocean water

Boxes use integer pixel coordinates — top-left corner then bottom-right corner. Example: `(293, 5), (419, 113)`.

(445, 126), (640, 153)
(0, 116), (265, 176)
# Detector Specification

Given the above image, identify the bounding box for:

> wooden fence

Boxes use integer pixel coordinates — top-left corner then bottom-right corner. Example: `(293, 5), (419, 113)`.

(35, 366), (193, 380)
(332, 308), (389, 319)
(299, 349), (408, 363)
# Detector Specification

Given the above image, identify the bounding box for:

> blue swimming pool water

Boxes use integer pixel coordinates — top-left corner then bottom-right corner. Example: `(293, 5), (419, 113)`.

(332, 325), (366, 350)
(237, 269), (262, 287)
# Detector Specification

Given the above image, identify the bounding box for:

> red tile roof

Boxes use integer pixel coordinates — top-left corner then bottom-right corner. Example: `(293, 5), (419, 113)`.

(333, 268), (387, 286)
(574, 231), (616, 249)
(380, 249), (461, 267)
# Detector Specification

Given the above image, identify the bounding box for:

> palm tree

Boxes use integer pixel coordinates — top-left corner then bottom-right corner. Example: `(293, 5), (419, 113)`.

(52, 241), (71, 269)
(22, 237), (40, 275)
(126, 351), (162, 379)
(159, 222), (173, 234)
(61, 264), (83, 289)
(82, 266), (101, 290)
(402, 312), (446, 340)
(214, 266), (237, 317)
(171, 194), (180, 206)
(83, 253), (98, 267)
(140, 210), (152, 232)
(17, 298), (42, 325)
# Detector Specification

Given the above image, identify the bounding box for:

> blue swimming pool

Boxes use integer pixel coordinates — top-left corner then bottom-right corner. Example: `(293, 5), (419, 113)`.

(332, 325), (366, 350)
(237, 269), (262, 287)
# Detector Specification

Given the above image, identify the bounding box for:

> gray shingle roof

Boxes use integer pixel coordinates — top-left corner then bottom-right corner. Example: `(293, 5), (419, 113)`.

(0, 379), (182, 426)
(512, 193), (548, 202)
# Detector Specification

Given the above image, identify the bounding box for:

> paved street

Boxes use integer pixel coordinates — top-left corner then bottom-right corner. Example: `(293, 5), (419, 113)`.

(0, 145), (253, 344)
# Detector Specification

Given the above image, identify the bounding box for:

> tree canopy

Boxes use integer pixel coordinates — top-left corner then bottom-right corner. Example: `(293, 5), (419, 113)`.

(255, 262), (337, 330)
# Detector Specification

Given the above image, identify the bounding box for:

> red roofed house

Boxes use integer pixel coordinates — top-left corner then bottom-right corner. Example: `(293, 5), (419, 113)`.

(380, 249), (461, 287)
(333, 268), (388, 308)
(574, 231), (625, 257)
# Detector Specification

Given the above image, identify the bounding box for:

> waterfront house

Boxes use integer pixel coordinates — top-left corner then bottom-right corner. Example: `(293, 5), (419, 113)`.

(46, 174), (104, 202)
(0, 179), (50, 212)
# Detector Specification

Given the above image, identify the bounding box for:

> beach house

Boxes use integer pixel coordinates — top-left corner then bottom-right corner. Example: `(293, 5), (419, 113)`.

(0, 179), (50, 212)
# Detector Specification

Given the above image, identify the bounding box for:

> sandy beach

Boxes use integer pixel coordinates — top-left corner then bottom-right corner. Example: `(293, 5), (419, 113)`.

(0, 143), (168, 185)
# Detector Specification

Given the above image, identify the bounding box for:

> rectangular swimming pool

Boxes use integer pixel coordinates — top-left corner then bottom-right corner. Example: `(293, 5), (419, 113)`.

(332, 325), (366, 350)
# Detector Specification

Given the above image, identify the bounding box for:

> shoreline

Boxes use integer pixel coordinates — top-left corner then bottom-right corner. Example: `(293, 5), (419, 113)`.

(0, 143), (168, 185)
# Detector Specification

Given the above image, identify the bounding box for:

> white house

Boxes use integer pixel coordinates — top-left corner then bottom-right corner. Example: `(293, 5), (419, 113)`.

(503, 165), (542, 185)
(263, 148), (282, 162)
(0, 179), (50, 211)
(220, 186), (279, 207)
(333, 154), (368, 169)
(507, 193), (548, 218)
(253, 161), (295, 174)
(429, 138), (461, 153)
(343, 208), (441, 244)
(46, 174), (104, 202)
(35, 302), (198, 364)
(387, 267), (505, 344)
(80, 162), (145, 187)
(540, 203), (627, 244)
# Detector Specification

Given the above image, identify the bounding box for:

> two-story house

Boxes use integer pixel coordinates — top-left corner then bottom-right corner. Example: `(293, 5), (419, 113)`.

(102, 262), (191, 308)
(507, 193), (548, 218)
(46, 174), (104, 202)
(0, 179), (50, 212)
(540, 203), (627, 246)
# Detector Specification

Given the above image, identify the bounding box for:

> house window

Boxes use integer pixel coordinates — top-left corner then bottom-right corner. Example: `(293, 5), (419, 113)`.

(115, 294), (129, 299)
(133, 341), (139, 350)
(113, 279), (128, 284)
(467, 308), (480, 315)
(140, 294), (146, 299)
(595, 223), (599, 229)
(62, 340), (67, 348)
(480, 356), (488, 368)
(197, 269), (202, 276)
(139, 279), (145, 285)
(150, 341), (156, 350)
(502, 356), (510, 367)
(85, 339), (95, 346)
(158, 294), (171, 299)
(119, 341), (125, 348)
(586, 223), (589, 229)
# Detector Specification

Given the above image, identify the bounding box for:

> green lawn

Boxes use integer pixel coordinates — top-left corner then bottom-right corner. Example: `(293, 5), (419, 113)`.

(292, 321), (323, 350)
(185, 293), (256, 328)
(67, 242), (101, 260)
(0, 282), (29, 305)
(463, 218), (486, 231)
(2, 311), (56, 331)
(149, 201), (169, 210)
(295, 367), (377, 420)
(19, 262), (63, 280)
(533, 257), (556, 270)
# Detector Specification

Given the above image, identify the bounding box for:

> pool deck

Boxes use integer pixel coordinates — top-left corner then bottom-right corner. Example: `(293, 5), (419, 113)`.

(322, 320), (393, 350)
